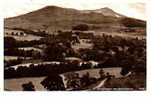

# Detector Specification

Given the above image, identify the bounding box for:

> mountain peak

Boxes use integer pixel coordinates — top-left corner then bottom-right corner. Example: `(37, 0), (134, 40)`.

(40, 6), (63, 11)
(44, 5), (62, 8)
(100, 7), (113, 11)
(93, 7), (122, 17)
(95, 7), (114, 13)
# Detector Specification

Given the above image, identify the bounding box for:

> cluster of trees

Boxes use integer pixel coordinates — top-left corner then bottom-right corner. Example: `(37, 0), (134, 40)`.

(4, 37), (45, 48)
(43, 31), (80, 61)
(4, 48), (41, 58)
(44, 43), (78, 61)
(4, 61), (92, 78)
(5, 59), (112, 79)
(41, 74), (65, 91)
(78, 48), (107, 61)
(4, 58), (23, 67)
(91, 34), (146, 74)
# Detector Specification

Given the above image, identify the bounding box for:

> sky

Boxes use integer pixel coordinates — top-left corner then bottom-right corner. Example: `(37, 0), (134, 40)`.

(0, 0), (146, 20)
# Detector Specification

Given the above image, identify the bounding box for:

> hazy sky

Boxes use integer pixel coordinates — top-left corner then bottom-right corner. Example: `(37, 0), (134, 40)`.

(1, 0), (146, 20)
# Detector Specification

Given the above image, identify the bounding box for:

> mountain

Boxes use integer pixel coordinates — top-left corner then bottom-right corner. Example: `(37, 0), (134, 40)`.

(4, 6), (146, 33)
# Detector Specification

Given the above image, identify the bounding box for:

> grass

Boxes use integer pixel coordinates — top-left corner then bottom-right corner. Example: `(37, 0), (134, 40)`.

(103, 74), (146, 90)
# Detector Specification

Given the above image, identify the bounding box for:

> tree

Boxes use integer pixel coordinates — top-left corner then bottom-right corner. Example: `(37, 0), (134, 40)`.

(99, 69), (105, 79)
(22, 82), (35, 91)
(4, 37), (17, 48)
(81, 72), (91, 87)
(65, 72), (81, 89)
(44, 43), (66, 61)
(41, 74), (65, 91)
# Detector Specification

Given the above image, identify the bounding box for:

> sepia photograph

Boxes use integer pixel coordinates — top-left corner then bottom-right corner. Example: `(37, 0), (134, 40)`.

(3, 0), (146, 91)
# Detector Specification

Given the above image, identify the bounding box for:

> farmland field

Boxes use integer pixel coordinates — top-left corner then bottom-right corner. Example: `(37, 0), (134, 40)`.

(5, 34), (43, 41)
(4, 77), (47, 91)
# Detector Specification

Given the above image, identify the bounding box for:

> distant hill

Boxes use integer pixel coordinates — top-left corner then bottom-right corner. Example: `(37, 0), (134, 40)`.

(4, 6), (146, 33)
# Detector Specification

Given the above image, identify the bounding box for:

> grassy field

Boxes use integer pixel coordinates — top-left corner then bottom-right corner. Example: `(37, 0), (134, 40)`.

(4, 77), (47, 91)
(4, 56), (31, 61)
(5, 34), (43, 41)
(18, 47), (43, 52)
